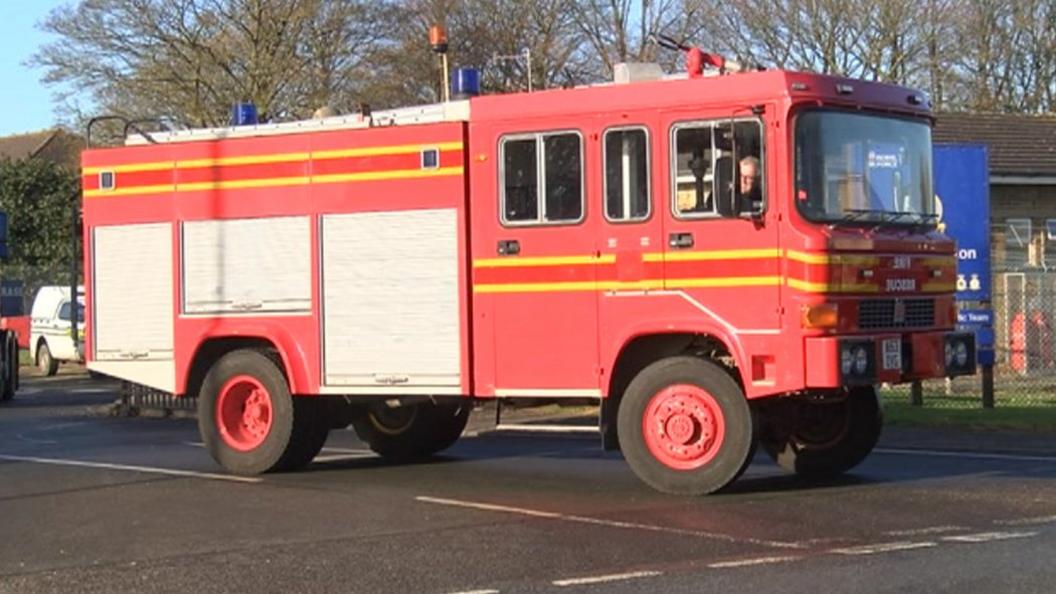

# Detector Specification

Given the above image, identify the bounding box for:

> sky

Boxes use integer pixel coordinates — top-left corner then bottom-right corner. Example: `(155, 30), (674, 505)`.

(0, 0), (72, 136)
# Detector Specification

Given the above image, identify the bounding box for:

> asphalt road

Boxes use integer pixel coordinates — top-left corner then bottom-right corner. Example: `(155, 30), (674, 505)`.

(2, 374), (1056, 594)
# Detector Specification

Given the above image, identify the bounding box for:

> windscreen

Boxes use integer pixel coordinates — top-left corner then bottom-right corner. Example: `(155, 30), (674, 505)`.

(795, 110), (935, 225)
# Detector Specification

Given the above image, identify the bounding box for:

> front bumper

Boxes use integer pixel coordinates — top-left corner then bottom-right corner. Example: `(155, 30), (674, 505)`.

(805, 331), (976, 387)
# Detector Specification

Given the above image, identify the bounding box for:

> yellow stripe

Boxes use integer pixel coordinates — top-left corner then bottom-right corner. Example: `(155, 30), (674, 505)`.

(84, 166), (463, 198)
(785, 250), (882, 266)
(474, 254), (615, 269)
(785, 250), (831, 265)
(82, 141), (465, 175)
(667, 276), (782, 288)
(312, 166), (463, 185)
(176, 152), (311, 169)
(786, 278), (880, 293)
(598, 280), (666, 291)
(642, 248), (779, 263)
(474, 281), (598, 294)
(922, 282), (957, 293)
(84, 183), (176, 198)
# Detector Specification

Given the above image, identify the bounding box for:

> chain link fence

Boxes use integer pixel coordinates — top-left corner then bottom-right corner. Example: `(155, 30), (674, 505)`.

(881, 223), (1056, 409)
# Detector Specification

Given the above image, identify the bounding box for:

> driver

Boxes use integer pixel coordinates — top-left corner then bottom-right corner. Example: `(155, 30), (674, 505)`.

(739, 156), (762, 209)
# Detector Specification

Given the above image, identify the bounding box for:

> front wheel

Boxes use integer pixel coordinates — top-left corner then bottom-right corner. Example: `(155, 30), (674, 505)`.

(351, 400), (470, 460)
(197, 350), (328, 475)
(38, 342), (58, 377)
(617, 356), (756, 495)
(759, 386), (882, 479)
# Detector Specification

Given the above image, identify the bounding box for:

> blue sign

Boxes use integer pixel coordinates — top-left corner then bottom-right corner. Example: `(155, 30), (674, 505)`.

(934, 144), (991, 301)
(958, 307), (995, 365)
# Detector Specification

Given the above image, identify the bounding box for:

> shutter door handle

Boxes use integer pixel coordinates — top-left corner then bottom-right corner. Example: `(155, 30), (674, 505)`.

(668, 232), (694, 249)
(497, 239), (521, 256)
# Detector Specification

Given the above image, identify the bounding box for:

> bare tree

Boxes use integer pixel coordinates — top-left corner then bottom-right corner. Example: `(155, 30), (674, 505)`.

(34, 0), (397, 128)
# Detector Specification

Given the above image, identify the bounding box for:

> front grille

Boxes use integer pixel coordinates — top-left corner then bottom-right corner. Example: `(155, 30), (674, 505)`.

(858, 298), (934, 329)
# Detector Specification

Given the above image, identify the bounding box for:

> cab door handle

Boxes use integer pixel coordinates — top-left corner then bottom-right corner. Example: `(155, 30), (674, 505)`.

(497, 239), (521, 256)
(668, 232), (694, 249)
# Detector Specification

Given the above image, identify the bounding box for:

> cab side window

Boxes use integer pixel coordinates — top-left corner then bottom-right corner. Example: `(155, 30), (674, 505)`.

(672, 120), (764, 218)
(501, 132), (583, 225)
(604, 128), (650, 222)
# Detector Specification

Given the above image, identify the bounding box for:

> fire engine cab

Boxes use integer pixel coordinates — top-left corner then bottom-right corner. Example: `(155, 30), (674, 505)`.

(81, 49), (975, 494)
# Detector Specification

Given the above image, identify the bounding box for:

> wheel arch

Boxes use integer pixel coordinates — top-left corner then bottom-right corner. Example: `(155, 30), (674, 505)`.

(182, 335), (309, 400)
(601, 329), (746, 450)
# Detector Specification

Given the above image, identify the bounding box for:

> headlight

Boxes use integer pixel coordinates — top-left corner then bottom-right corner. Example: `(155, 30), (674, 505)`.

(955, 341), (969, 367)
(853, 346), (869, 375)
(841, 347), (854, 375)
(945, 342), (954, 367)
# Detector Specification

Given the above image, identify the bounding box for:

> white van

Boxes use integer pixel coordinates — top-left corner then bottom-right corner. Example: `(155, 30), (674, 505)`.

(30, 286), (84, 376)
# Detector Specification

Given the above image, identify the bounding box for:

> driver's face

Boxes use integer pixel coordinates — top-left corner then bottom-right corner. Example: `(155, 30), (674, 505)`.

(740, 161), (759, 194)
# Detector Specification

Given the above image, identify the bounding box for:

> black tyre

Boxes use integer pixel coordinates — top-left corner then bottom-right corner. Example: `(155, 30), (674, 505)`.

(351, 400), (470, 460)
(38, 341), (58, 377)
(617, 356), (756, 495)
(197, 350), (328, 475)
(0, 332), (15, 401)
(760, 386), (882, 479)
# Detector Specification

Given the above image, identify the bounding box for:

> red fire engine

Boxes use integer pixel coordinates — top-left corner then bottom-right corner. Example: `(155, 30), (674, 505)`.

(81, 49), (975, 494)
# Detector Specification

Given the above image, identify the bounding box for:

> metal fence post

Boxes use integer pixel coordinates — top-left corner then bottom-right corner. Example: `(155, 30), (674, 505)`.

(981, 364), (995, 408)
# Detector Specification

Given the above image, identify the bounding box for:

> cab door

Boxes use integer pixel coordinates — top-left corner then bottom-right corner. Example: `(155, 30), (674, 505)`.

(661, 114), (781, 333)
(470, 120), (600, 396)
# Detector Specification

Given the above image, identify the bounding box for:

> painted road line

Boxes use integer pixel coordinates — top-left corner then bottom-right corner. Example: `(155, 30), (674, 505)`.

(994, 515), (1056, 527)
(942, 531), (1039, 544)
(830, 541), (937, 555)
(313, 453), (377, 463)
(874, 448), (1056, 463)
(552, 571), (662, 587)
(415, 496), (805, 549)
(708, 555), (802, 569)
(884, 525), (968, 537)
(444, 590), (500, 594)
(0, 454), (262, 484)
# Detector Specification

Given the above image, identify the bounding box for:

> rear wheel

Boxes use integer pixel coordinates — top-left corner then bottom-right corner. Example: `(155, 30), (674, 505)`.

(197, 350), (328, 475)
(38, 342), (58, 377)
(617, 356), (755, 495)
(0, 332), (16, 401)
(351, 400), (470, 460)
(759, 386), (882, 479)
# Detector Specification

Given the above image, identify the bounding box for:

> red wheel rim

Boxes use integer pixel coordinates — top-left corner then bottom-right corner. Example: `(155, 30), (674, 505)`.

(216, 375), (273, 452)
(642, 384), (726, 470)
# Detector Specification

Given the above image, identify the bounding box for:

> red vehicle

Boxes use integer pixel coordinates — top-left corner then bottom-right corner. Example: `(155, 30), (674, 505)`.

(81, 52), (974, 494)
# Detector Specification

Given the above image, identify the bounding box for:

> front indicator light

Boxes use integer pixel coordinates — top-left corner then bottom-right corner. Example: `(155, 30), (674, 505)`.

(803, 303), (839, 329)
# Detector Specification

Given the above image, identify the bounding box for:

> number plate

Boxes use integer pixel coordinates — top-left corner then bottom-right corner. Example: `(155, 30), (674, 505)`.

(882, 338), (902, 371)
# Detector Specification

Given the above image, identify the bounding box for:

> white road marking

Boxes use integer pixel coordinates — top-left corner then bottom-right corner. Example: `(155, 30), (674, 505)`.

(994, 515), (1056, 527)
(875, 448), (1056, 463)
(415, 496), (804, 549)
(830, 541), (937, 555)
(0, 454), (262, 484)
(444, 590), (500, 594)
(884, 525), (967, 537)
(552, 571), (662, 586)
(313, 453), (377, 463)
(942, 531), (1039, 543)
(708, 555), (802, 569)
